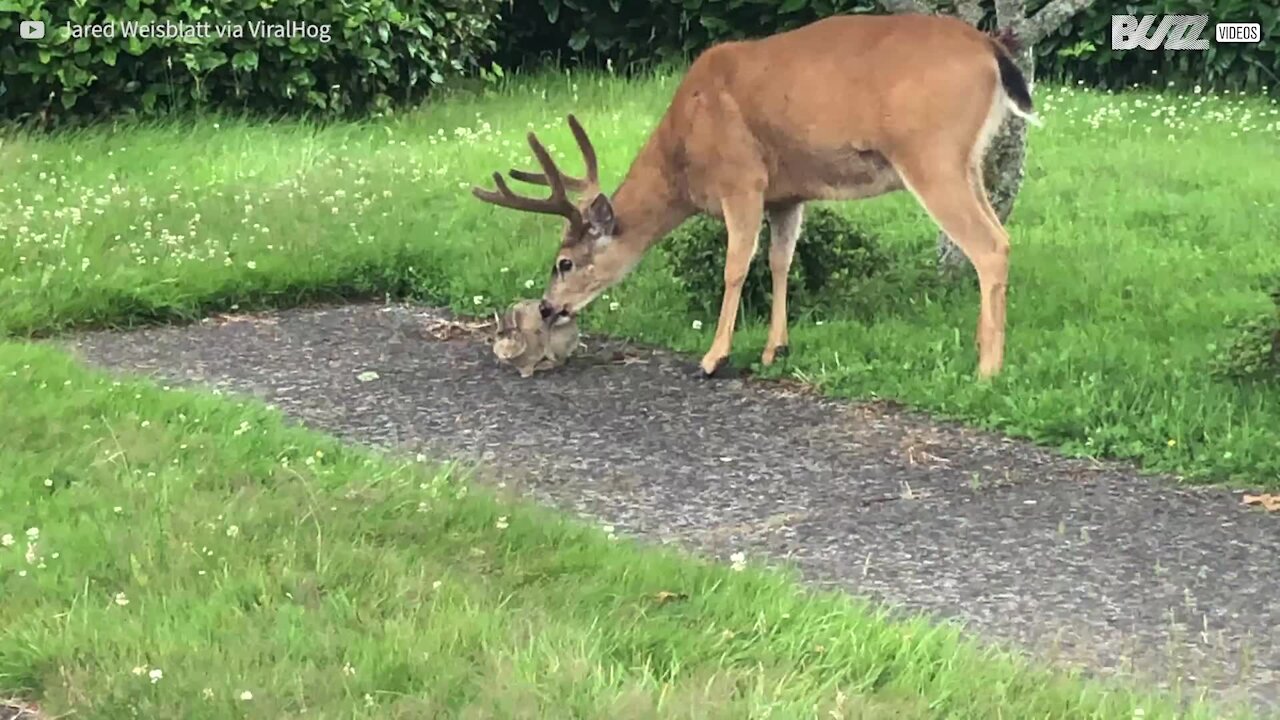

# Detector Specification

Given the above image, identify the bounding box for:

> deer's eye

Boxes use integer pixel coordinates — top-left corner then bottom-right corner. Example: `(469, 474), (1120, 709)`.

(556, 258), (574, 274)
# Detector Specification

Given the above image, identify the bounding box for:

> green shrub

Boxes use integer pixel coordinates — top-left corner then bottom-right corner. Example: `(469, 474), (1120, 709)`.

(1032, 0), (1278, 94)
(659, 206), (888, 323)
(0, 0), (503, 124)
(495, 0), (1277, 95)
(1209, 276), (1280, 384)
(493, 0), (878, 71)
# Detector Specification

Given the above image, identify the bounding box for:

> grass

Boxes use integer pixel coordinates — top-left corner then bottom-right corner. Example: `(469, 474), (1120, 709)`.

(1, 70), (1277, 487)
(0, 342), (1240, 718)
(0, 68), (1276, 717)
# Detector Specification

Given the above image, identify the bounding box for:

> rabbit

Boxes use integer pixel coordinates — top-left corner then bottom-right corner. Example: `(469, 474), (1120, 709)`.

(492, 299), (580, 377)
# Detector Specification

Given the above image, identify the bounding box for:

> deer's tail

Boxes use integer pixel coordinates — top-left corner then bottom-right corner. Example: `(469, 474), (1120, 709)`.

(987, 30), (1040, 126)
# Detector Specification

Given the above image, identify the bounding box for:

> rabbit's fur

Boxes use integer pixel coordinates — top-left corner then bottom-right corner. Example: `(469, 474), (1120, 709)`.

(492, 299), (579, 377)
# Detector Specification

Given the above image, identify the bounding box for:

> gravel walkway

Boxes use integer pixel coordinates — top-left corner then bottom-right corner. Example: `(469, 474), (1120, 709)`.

(64, 301), (1280, 716)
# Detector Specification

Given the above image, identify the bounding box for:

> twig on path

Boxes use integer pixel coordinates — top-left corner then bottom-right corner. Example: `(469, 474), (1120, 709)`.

(420, 316), (494, 341)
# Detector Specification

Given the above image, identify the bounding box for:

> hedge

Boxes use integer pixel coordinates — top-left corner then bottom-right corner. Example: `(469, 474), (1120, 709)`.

(1032, 0), (1278, 93)
(493, 0), (878, 71)
(0, 0), (503, 124)
(494, 0), (1277, 95)
(2, 0), (1271, 126)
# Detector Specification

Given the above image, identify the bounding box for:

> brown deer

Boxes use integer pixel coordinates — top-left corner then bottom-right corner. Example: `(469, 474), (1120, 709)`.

(471, 12), (1039, 379)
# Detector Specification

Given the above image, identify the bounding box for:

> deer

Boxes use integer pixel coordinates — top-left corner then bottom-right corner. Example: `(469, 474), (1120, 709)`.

(471, 12), (1039, 379)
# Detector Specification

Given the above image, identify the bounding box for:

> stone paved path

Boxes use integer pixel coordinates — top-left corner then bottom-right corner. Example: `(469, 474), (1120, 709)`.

(64, 301), (1280, 717)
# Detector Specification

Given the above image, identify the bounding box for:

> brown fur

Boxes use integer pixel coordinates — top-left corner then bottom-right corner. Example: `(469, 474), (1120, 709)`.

(473, 13), (1036, 379)
(492, 299), (580, 378)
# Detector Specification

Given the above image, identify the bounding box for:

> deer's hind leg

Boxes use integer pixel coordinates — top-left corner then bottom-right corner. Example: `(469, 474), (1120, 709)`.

(892, 152), (1010, 378)
(762, 202), (804, 366)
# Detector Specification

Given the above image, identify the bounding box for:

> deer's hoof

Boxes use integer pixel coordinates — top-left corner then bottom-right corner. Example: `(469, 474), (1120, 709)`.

(762, 344), (789, 365)
(698, 354), (732, 379)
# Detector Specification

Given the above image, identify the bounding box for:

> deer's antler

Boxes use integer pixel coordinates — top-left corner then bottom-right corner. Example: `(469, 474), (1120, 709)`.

(472, 129), (583, 227)
(506, 115), (600, 195)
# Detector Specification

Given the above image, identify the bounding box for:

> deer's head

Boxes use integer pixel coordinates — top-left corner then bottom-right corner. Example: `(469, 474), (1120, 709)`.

(472, 115), (630, 326)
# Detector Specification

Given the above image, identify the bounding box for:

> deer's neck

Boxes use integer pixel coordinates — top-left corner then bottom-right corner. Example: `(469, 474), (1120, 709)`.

(610, 139), (693, 254)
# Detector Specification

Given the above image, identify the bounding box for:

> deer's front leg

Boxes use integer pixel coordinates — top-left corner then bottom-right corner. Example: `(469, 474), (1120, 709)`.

(700, 196), (763, 377)
(762, 203), (804, 366)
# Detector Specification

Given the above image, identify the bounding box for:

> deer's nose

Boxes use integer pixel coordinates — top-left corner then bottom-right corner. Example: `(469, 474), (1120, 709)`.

(538, 300), (557, 320)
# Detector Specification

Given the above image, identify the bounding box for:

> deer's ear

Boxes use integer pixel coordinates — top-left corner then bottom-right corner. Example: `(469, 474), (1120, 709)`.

(585, 193), (616, 237)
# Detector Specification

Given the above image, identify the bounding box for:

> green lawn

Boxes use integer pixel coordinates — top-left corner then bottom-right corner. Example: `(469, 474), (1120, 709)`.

(0, 68), (1276, 718)
(0, 343), (1233, 718)
(1, 71), (1277, 486)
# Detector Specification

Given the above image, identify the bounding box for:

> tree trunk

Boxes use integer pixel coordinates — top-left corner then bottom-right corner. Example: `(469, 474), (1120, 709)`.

(936, 49), (1035, 276)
